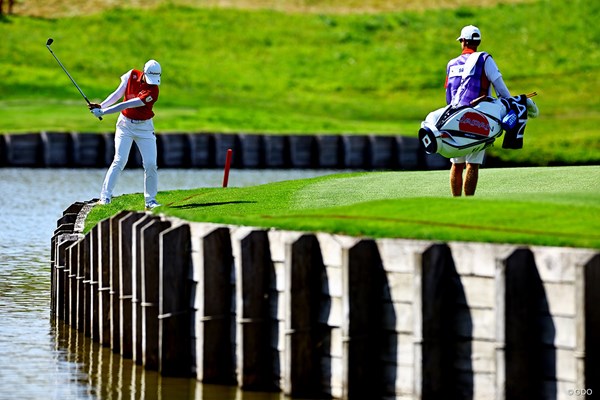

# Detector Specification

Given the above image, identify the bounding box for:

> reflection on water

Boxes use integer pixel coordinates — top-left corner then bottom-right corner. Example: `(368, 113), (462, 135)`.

(0, 168), (340, 400)
(51, 321), (288, 400)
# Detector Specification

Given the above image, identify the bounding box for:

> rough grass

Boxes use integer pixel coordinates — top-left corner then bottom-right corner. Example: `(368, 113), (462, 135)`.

(85, 166), (600, 249)
(1, 0), (599, 165)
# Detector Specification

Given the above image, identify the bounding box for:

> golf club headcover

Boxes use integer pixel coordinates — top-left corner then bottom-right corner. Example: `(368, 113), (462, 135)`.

(502, 95), (528, 149)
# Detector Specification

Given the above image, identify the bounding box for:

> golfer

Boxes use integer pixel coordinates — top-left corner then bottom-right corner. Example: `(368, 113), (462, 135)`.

(89, 60), (162, 210)
(445, 26), (511, 196)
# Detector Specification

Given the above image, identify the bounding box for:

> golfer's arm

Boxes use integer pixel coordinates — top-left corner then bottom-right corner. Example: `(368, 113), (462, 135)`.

(101, 98), (144, 115)
(100, 71), (131, 108)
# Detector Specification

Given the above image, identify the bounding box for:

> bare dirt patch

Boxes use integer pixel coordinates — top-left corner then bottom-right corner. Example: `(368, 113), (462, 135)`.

(13, 0), (534, 17)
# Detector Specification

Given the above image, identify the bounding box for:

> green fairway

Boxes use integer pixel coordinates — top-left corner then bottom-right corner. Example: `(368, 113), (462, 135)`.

(85, 166), (600, 249)
(1, 0), (600, 165)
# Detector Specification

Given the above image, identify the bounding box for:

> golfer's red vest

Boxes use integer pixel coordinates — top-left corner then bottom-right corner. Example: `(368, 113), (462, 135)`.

(122, 69), (159, 121)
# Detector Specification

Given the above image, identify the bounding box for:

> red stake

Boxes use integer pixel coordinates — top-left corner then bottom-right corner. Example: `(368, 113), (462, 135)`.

(222, 148), (232, 188)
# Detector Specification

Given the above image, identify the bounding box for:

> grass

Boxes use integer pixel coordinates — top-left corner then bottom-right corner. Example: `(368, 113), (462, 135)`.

(1, 0), (600, 165)
(84, 166), (600, 249)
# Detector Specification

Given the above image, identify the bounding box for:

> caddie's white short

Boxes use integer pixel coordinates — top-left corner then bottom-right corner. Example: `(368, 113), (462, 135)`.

(451, 150), (485, 165)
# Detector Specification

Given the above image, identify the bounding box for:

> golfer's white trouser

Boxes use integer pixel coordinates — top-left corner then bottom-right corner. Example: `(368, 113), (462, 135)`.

(100, 114), (158, 204)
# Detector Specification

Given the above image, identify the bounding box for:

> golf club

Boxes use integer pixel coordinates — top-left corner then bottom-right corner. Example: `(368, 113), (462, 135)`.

(45, 38), (102, 120)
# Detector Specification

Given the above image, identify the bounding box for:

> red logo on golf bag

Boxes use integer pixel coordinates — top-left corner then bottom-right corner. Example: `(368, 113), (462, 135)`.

(459, 112), (490, 136)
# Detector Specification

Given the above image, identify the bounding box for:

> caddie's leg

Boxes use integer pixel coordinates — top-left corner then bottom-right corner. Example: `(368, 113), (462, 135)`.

(135, 131), (158, 204)
(450, 162), (465, 197)
(100, 124), (133, 201)
(464, 163), (480, 196)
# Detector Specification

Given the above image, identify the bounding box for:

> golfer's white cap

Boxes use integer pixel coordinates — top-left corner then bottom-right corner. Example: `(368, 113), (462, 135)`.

(457, 25), (481, 41)
(144, 59), (161, 85)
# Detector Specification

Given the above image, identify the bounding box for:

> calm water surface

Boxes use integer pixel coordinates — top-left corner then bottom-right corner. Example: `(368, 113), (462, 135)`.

(0, 168), (339, 400)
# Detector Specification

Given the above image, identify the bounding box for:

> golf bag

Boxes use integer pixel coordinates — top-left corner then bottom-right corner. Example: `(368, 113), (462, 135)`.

(418, 94), (530, 159)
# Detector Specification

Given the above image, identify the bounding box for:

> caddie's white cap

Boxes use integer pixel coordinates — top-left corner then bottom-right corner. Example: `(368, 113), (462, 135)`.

(143, 59), (161, 85)
(457, 25), (481, 41)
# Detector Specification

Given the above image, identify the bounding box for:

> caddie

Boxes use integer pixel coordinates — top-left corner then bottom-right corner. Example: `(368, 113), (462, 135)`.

(444, 25), (512, 196)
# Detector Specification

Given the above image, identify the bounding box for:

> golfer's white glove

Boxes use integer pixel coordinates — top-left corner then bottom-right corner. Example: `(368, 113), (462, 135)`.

(91, 108), (104, 118)
(526, 98), (539, 118)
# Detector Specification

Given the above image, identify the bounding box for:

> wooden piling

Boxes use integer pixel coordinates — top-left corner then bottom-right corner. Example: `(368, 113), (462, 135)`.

(284, 234), (326, 398)
(132, 215), (156, 365)
(140, 218), (172, 370)
(82, 234), (92, 337)
(234, 229), (276, 391)
(118, 212), (148, 358)
(193, 227), (236, 383)
(109, 211), (132, 353)
(419, 244), (465, 399)
(55, 234), (81, 322)
(50, 204), (600, 398)
(98, 219), (111, 346)
(89, 225), (100, 341)
(67, 241), (79, 327)
(76, 237), (87, 333)
(159, 224), (193, 377)
(342, 240), (385, 400)
(503, 248), (546, 399)
(585, 254), (600, 392)
(239, 134), (263, 168)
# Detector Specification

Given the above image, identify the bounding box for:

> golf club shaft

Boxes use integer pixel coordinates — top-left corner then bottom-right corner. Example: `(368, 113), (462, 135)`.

(45, 42), (102, 120)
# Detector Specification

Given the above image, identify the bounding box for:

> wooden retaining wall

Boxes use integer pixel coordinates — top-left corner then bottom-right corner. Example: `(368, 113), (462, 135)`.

(1, 132), (448, 170)
(51, 202), (600, 399)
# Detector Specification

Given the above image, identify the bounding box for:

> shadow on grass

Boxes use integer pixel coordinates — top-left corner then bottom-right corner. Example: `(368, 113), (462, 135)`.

(171, 200), (256, 209)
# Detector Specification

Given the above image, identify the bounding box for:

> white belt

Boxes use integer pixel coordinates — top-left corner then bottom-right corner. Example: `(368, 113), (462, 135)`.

(122, 116), (150, 124)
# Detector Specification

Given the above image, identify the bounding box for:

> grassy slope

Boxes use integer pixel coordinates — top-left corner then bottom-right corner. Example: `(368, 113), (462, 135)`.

(1, 1), (599, 165)
(85, 166), (600, 249)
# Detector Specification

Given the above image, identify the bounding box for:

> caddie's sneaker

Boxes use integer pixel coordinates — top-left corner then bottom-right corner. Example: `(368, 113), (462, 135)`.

(98, 197), (111, 205)
(145, 200), (161, 210)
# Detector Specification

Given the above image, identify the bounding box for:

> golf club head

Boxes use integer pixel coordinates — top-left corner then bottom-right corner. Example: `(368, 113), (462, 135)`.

(46, 38), (54, 46)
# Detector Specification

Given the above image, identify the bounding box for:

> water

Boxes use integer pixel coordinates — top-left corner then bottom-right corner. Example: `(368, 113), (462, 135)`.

(0, 168), (340, 400)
